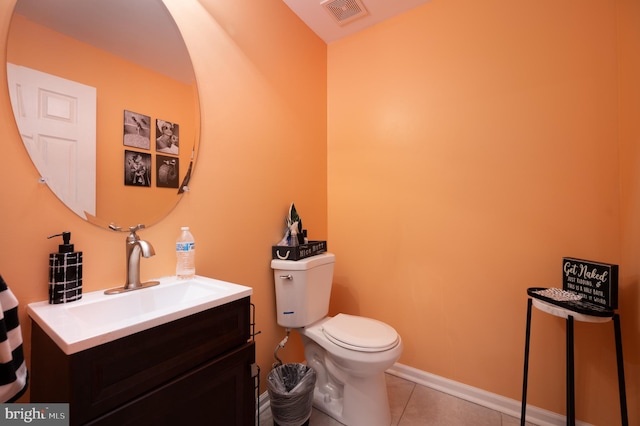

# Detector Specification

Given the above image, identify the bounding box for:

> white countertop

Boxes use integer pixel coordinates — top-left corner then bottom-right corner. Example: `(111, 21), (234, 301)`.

(27, 275), (252, 355)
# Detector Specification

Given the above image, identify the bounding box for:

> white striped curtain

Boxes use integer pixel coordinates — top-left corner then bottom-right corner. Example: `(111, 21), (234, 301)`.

(0, 275), (28, 402)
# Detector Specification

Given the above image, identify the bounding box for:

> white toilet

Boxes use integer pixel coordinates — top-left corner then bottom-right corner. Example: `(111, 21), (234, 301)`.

(271, 252), (403, 426)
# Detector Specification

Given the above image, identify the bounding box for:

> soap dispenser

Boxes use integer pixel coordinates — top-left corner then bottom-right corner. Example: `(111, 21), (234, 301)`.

(48, 231), (83, 304)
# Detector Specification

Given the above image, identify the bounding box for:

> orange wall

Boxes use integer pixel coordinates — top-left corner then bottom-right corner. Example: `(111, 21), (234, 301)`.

(7, 14), (197, 227)
(328, 0), (631, 424)
(618, 0), (640, 423)
(1, 0), (638, 424)
(0, 0), (326, 400)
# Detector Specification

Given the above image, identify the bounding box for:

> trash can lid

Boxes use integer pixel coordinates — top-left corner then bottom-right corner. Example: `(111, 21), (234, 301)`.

(322, 313), (399, 352)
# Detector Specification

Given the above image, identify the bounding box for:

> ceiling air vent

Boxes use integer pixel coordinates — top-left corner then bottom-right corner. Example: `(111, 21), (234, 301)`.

(321, 0), (369, 26)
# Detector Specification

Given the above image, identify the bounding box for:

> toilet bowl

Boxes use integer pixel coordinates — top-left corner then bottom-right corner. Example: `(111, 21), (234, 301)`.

(271, 253), (403, 426)
(300, 315), (402, 426)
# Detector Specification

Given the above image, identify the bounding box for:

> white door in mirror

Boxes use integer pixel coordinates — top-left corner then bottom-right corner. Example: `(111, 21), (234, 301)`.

(7, 63), (96, 219)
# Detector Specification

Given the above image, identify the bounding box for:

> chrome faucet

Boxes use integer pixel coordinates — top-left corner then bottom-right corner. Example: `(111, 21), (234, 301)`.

(105, 225), (160, 294)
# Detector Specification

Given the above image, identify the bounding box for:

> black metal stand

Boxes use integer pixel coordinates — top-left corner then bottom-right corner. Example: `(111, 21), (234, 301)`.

(614, 314), (629, 426)
(520, 298), (532, 424)
(520, 298), (628, 426)
(566, 315), (575, 426)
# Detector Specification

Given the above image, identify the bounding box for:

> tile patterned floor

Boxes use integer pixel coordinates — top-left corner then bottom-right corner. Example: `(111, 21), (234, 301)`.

(259, 373), (538, 426)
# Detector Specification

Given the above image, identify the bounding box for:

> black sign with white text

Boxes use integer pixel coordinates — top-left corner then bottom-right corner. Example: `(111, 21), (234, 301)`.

(562, 257), (618, 309)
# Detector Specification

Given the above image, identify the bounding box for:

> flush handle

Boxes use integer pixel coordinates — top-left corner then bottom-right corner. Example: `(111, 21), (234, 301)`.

(280, 274), (293, 280)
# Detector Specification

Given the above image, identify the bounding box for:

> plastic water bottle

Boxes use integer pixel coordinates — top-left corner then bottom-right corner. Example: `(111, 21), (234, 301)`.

(176, 226), (195, 279)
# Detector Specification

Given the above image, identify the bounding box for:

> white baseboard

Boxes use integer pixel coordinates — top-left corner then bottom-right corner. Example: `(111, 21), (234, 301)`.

(387, 362), (592, 426)
(258, 390), (270, 416)
(257, 362), (592, 426)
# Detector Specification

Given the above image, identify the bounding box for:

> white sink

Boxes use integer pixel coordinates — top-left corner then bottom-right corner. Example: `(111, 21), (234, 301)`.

(27, 276), (252, 355)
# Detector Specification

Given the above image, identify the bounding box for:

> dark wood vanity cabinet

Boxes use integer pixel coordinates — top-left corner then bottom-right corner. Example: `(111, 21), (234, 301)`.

(30, 297), (256, 426)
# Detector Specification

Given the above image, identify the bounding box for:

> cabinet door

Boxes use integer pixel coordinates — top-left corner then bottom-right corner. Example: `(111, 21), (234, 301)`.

(88, 341), (256, 426)
(31, 297), (251, 424)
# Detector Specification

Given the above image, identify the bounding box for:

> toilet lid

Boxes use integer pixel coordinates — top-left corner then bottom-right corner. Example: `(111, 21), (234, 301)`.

(322, 314), (399, 353)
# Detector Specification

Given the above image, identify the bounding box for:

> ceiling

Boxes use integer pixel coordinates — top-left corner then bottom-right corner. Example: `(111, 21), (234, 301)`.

(11, 0), (194, 84)
(282, 0), (432, 43)
(10, 0), (431, 84)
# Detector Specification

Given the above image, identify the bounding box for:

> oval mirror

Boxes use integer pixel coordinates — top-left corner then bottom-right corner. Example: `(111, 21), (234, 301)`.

(6, 0), (199, 230)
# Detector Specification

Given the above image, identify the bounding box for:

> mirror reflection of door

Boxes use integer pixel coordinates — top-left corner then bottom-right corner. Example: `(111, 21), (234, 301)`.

(7, 63), (96, 219)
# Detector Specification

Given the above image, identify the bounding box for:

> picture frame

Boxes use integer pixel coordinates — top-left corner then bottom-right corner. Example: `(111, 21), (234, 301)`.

(123, 110), (151, 150)
(124, 150), (151, 187)
(156, 155), (180, 188)
(155, 118), (179, 155)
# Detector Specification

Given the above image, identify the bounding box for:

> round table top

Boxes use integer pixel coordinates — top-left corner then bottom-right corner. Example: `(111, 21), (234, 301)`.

(528, 287), (614, 322)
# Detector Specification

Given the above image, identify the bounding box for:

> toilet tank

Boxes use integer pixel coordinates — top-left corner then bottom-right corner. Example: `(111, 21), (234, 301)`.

(271, 253), (335, 328)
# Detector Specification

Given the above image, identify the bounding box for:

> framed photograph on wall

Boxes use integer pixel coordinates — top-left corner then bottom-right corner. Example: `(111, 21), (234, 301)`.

(155, 119), (179, 155)
(124, 150), (151, 187)
(123, 110), (151, 149)
(156, 155), (180, 188)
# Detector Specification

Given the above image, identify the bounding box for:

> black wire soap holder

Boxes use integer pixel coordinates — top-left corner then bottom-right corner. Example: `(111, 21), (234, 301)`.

(527, 287), (614, 317)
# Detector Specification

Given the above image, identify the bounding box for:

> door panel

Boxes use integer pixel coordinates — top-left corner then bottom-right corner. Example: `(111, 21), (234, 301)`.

(7, 63), (96, 218)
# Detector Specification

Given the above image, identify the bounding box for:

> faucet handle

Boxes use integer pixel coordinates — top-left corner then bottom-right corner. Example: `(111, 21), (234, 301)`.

(126, 224), (147, 242)
(129, 224), (146, 233)
(109, 223), (147, 234)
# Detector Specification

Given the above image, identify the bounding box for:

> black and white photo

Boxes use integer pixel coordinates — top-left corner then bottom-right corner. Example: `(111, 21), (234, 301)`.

(156, 155), (179, 188)
(155, 119), (179, 155)
(123, 110), (151, 150)
(124, 150), (151, 187)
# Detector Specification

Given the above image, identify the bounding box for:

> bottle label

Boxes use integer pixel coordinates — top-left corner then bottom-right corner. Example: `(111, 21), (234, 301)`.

(176, 242), (195, 252)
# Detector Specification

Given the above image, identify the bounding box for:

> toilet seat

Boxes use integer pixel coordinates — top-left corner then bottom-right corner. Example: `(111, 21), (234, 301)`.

(322, 313), (399, 353)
